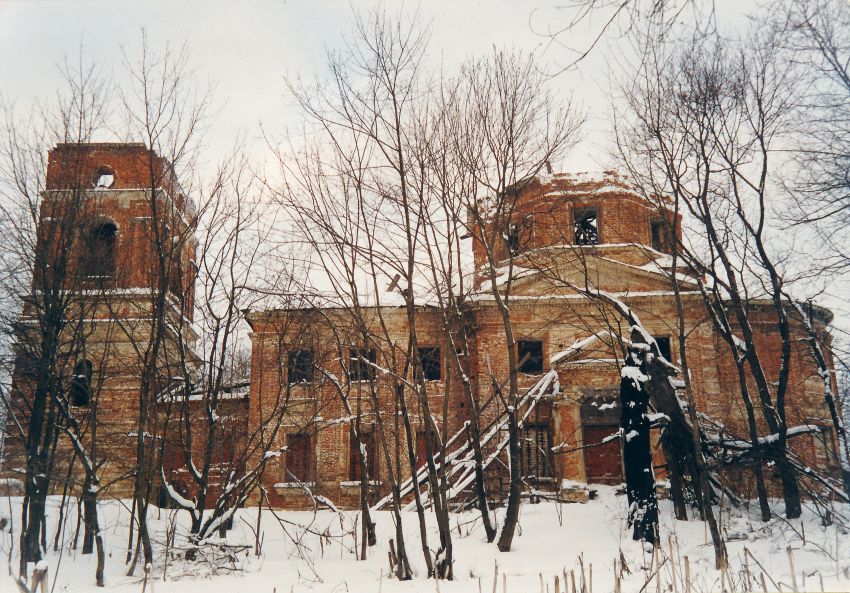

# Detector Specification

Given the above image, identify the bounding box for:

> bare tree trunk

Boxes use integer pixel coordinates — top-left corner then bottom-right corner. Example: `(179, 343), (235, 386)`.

(620, 347), (658, 545)
(396, 382), (434, 577)
(82, 475), (96, 554)
(497, 386), (522, 552)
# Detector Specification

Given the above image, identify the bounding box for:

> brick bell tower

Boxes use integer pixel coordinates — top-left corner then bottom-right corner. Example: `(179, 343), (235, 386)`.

(3, 143), (199, 497)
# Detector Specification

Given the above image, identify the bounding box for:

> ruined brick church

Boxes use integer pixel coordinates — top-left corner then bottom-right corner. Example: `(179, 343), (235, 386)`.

(3, 143), (842, 509)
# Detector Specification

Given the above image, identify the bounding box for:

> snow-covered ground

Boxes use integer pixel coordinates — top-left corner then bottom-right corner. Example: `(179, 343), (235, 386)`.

(1, 487), (848, 592)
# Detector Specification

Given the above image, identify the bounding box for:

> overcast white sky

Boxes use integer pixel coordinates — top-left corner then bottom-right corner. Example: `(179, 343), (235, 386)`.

(0, 0), (681, 173)
(4, 0), (847, 337)
(0, 1), (757, 170)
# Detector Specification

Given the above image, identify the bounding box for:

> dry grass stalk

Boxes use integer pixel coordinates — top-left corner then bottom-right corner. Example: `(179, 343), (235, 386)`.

(669, 536), (677, 593)
(786, 546), (798, 592)
(654, 544), (661, 593)
(613, 559), (620, 593)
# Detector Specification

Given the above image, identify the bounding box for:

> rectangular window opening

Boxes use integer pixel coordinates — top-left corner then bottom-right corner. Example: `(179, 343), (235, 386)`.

(417, 346), (441, 381)
(521, 423), (553, 479)
(287, 349), (315, 385)
(653, 336), (672, 362)
(349, 430), (377, 482)
(349, 348), (377, 382)
(506, 224), (521, 256)
(517, 340), (544, 374)
(284, 432), (314, 483)
(650, 219), (671, 252)
(573, 208), (599, 245)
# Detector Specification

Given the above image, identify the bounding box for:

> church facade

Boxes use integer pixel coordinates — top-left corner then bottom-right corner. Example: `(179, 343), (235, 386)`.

(2, 144), (841, 510)
(245, 173), (841, 508)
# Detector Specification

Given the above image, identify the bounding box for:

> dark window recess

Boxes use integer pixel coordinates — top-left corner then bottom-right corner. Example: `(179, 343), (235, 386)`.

(349, 348), (377, 382)
(287, 349), (315, 384)
(653, 336), (672, 362)
(168, 258), (183, 298)
(417, 347), (441, 381)
(506, 224), (521, 256)
(416, 429), (436, 468)
(521, 424), (553, 479)
(517, 340), (544, 374)
(349, 431), (377, 481)
(15, 353), (39, 378)
(70, 359), (93, 406)
(157, 482), (190, 508)
(168, 271), (181, 297)
(285, 432), (314, 483)
(92, 165), (115, 189)
(650, 219), (671, 252)
(81, 222), (117, 278)
(573, 208), (599, 245)
(583, 424), (624, 484)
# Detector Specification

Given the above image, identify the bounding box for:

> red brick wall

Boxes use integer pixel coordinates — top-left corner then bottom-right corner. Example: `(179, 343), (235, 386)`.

(37, 143), (196, 320)
(472, 173), (682, 272)
(2, 144), (200, 499)
(246, 306), (472, 509)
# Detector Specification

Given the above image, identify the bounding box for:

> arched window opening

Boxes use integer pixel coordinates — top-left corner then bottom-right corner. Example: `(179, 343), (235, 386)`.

(70, 359), (93, 407)
(92, 165), (115, 189)
(81, 221), (117, 279)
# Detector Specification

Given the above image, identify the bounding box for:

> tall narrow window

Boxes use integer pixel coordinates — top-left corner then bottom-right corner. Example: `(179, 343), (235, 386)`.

(573, 208), (599, 245)
(506, 224), (521, 256)
(416, 347), (441, 381)
(517, 340), (544, 374)
(287, 349), (315, 384)
(650, 218), (670, 252)
(416, 429), (436, 468)
(814, 426), (837, 465)
(521, 423), (553, 479)
(168, 258), (183, 298)
(284, 432), (314, 483)
(81, 221), (117, 279)
(349, 348), (377, 382)
(349, 431), (377, 481)
(653, 336), (672, 362)
(70, 359), (93, 407)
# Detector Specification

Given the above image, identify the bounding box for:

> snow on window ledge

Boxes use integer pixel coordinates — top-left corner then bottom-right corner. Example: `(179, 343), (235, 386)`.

(339, 480), (382, 487)
(273, 482), (316, 489)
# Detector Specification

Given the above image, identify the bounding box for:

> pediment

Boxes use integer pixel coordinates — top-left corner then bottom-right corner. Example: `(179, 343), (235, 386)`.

(486, 251), (696, 297)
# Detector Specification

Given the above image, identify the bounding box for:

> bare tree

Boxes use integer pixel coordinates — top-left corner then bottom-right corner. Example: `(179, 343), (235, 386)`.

(781, 0), (850, 274)
(276, 9), (464, 578)
(530, 0), (713, 73)
(112, 34), (211, 571)
(417, 85), (498, 542)
(155, 151), (293, 557)
(613, 22), (820, 519)
(453, 49), (583, 552)
(0, 56), (112, 580)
